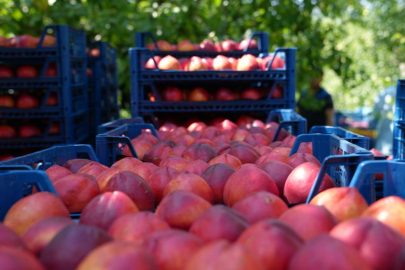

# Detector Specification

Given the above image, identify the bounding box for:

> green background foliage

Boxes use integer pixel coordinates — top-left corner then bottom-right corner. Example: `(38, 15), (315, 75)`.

(0, 0), (404, 113)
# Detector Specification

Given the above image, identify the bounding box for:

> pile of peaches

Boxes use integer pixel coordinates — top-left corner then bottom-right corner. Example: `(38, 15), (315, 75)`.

(1, 117), (404, 270)
(144, 54), (285, 71)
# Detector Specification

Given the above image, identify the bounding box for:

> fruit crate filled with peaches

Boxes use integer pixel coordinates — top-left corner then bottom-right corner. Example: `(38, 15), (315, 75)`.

(2, 124), (403, 269)
(130, 32), (296, 124)
(87, 41), (119, 142)
(0, 25), (90, 160)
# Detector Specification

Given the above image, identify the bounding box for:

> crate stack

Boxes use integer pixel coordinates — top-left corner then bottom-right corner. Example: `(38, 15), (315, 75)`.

(129, 32), (297, 127)
(87, 41), (120, 143)
(0, 25), (90, 160)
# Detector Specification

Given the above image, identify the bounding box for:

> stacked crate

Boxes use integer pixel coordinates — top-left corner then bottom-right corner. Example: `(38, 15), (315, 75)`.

(130, 32), (296, 127)
(87, 41), (119, 143)
(0, 25), (89, 159)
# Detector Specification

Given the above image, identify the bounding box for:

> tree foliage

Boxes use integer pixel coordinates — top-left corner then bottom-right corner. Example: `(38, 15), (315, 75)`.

(0, 0), (403, 111)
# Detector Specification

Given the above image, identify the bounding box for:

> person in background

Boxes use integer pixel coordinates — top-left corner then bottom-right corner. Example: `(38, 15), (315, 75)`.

(297, 67), (334, 130)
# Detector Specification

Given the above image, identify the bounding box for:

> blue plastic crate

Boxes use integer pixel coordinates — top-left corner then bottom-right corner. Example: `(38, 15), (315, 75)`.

(0, 25), (87, 89)
(88, 41), (119, 138)
(350, 160), (405, 203)
(0, 110), (90, 149)
(394, 79), (405, 160)
(130, 47), (296, 117)
(267, 109), (307, 140)
(135, 32), (269, 57)
(310, 126), (370, 150)
(97, 117), (145, 134)
(96, 123), (159, 166)
(289, 134), (373, 203)
(0, 169), (57, 221)
(0, 144), (98, 169)
(0, 144), (98, 220)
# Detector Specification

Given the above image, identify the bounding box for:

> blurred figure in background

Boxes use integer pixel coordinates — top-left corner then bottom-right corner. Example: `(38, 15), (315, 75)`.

(297, 67), (334, 130)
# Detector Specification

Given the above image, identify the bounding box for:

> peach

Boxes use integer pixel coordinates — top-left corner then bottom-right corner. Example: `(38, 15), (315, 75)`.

(80, 191), (139, 231)
(0, 223), (26, 250)
(45, 165), (72, 184)
(184, 240), (265, 270)
(261, 161), (293, 200)
(297, 142), (313, 154)
(283, 135), (296, 148)
(180, 159), (209, 176)
(255, 151), (288, 166)
(228, 145), (260, 164)
(187, 122), (207, 133)
(201, 163), (235, 204)
(187, 56), (207, 71)
(156, 190), (212, 230)
(173, 134), (195, 147)
(126, 139), (153, 159)
(4, 192), (70, 236)
(40, 225), (113, 270)
(111, 157), (142, 171)
(279, 204), (338, 240)
(214, 143), (232, 154)
(241, 88), (261, 100)
(163, 172), (214, 203)
(158, 55), (181, 70)
(143, 142), (173, 165)
(237, 219), (304, 270)
(237, 54), (259, 71)
(208, 153), (242, 169)
(202, 57), (213, 69)
(215, 88), (236, 101)
(177, 40), (194, 51)
(190, 205), (249, 243)
(145, 56), (162, 69)
(147, 167), (180, 203)
(310, 187), (368, 221)
(95, 167), (122, 191)
(108, 212), (170, 245)
(172, 145), (186, 156)
(22, 217), (74, 256)
(143, 229), (204, 270)
(200, 40), (216, 51)
(284, 162), (336, 204)
(243, 133), (271, 146)
(362, 196), (405, 237)
(287, 153), (321, 168)
(63, 159), (93, 173)
(181, 143), (217, 163)
(104, 171), (154, 211)
(0, 246), (45, 270)
(232, 191), (288, 223)
(213, 55), (232, 70)
(129, 162), (159, 181)
(330, 217), (405, 270)
(193, 138), (215, 147)
(76, 241), (158, 270)
(212, 134), (231, 145)
(223, 164), (279, 206)
(272, 146), (291, 156)
(150, 40), (172, 51)
(221, 40), (238, 51)
(76, 162), (108, 178)
(229, 57), (239, 70)
(231, 128), (250, 141)
(287, 235), (372, 270)
(53, 174), (100, 213)
(239, 38), (258, 50)
(159, 156), (189, 171)
(200, 126), (221, 141)
(135, 133), (159, 144)
(189, 87), (210, 101)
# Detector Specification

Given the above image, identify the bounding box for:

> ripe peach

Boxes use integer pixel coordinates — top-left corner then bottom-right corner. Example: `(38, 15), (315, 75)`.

(260, 161), (293, 200)
(63, 159), (93, 173)
(156, 190), (212, 230)
(208, 153), (242, 169)
(181, 143), (217, 163)
(95, 167), (122, 191)
(223, 164), (279, 206)
(279, 204), (338, 240)
(4, 192), (70, 236)
(0, 246), (45, 270)
(287, 153), (321, 168)
(80, 191), (139, 231)
(45, 165), (72, 184)
(180, 159), (209, 176)
(108, 212), (170, 245)
(232, 191), (288, 223)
